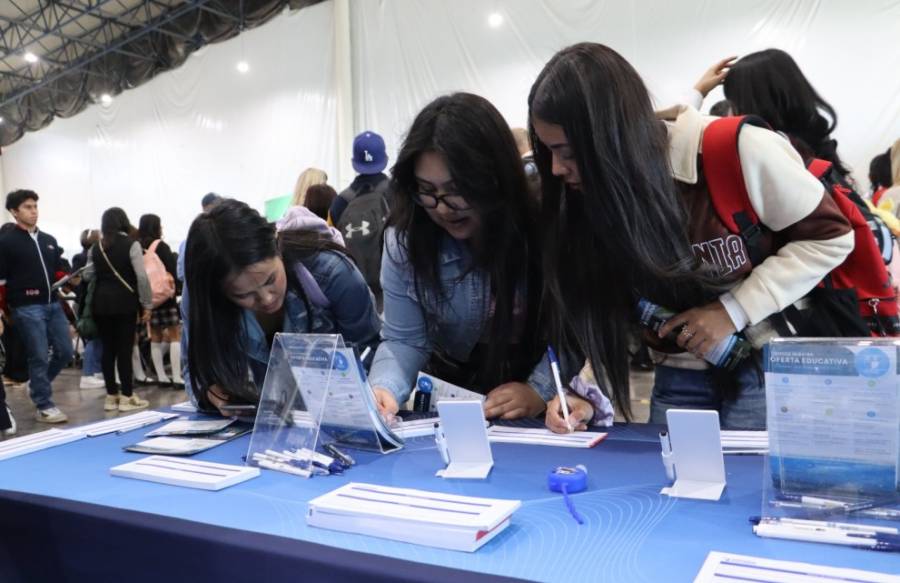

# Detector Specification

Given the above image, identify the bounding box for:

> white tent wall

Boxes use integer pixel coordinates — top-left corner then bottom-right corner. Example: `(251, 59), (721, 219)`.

(352, 0), (900, 191)
(0, 2), (337, 255)
(3, 0), (900, 256)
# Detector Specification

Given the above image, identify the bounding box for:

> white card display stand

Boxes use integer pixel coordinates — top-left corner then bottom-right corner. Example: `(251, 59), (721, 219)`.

(661, 409), (726, 501)
(435, 400), (494, 479)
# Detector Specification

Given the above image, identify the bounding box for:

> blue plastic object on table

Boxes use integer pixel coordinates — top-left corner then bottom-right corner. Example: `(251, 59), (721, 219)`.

(0, 414), (897, 582)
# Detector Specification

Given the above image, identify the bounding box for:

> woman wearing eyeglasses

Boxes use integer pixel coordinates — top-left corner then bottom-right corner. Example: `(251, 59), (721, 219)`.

(369, 92), (580, 422)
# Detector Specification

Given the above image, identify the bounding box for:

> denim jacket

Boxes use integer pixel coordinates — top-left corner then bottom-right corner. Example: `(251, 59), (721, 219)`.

(183, 250), (381, 409)
(370, 228), (580, 404)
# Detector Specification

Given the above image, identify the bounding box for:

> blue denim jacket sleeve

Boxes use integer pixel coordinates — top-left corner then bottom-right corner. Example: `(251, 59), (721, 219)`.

(526, 346), (585, 401)
(315, 252), (381, 352)
(369, 230), (432, 404)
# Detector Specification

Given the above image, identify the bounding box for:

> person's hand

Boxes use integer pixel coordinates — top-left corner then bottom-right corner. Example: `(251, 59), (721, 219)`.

(372, 387), (399, 423)
(545, 392), (594, 434)
(206, 384), (233, 418)
(694, 56), (738, 97)
(0, 317), (4, 336)
(658, 300), (737, 359)
(484, 382), (546, 420)
(140, 308), (152, 323)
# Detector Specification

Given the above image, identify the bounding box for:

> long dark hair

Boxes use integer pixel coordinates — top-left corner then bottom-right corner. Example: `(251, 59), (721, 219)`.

(137, 214), (162, 249)
(389, 92), (545, 389)
(528, 43), (723, 420)
(724, 48), (851, 177)
(100, 207), (133, 247)
(185, 199), (347, 407)
(870, 149), (893, 192)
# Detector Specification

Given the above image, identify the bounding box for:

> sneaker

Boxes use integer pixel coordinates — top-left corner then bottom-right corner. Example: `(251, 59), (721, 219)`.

(35, 406), (68, 424)
(80, 376), (106, 389)
(118, 394), (149, 412)
(104, 395), (120, 411)
(3, 406), (15, 436)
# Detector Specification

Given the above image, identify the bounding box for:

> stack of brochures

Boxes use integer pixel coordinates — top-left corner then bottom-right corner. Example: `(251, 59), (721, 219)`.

(124, 418), (252, 455)
(307, 482), (521, 551)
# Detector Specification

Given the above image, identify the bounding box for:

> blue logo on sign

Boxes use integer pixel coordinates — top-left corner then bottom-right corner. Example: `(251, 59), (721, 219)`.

(855, 348), (890, 378)
(417, 376), (434, 394)
(332, 352), (349, 371)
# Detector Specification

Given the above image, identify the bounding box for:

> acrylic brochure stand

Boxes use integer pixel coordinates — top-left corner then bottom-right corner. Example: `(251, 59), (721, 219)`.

(762, 338), (900, 527)
(660, 409), (726, 501)
(435, 400), (494, 479)
(246, 334), (401, 474)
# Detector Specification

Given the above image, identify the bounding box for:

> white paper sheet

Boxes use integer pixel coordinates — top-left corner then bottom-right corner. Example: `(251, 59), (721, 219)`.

(75, 411), (179, 437)
(0, 428), (85, 461)
(694, 551), (900, 583)
(110, 455), (259, 490)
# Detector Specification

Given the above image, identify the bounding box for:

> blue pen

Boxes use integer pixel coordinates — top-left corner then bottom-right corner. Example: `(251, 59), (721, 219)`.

(547, 345), (573, 432)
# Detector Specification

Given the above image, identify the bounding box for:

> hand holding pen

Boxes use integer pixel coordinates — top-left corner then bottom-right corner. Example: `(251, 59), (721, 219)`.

(545, 392), (593, 434)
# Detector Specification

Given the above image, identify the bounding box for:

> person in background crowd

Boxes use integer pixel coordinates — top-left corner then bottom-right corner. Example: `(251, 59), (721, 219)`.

(289, 167), (328, 208)
(138, 214), (183, 388)
(303, 184), (338, 221)
(84, 208), (153, 412)
(0, 315), (15, 436)
(329, 131), (393, 308)
(0, 190), (74, 423)
(72, 228), (105, 390)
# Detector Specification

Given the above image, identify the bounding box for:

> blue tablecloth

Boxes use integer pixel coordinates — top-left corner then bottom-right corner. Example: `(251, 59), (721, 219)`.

(0, 417), (897, 582)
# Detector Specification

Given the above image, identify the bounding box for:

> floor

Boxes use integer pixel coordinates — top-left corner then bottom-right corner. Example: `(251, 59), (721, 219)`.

(2, 367), (655, 439)
(3, 369), (189, 439)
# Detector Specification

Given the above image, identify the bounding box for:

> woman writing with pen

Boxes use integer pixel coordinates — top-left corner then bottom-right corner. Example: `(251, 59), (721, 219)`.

(369, 92), (582, 421)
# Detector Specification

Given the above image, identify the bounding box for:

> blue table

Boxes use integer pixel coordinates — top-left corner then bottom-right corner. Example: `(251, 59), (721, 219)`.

(0, 417), (897, 582)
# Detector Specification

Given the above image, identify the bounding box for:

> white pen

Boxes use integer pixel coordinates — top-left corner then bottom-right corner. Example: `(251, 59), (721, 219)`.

(659, 431), (675, 481)
(360, 346), (372, 362)
(753, 523), (879, 548)
(547, 345), (573, 432)
(757, 516), (898, 535)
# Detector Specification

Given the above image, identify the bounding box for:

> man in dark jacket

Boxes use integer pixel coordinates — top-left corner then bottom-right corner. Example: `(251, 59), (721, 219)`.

(0, 190), (73, 423)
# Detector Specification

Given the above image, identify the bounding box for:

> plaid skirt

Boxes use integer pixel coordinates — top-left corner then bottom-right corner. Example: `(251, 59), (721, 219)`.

(150, 305), (181, 329)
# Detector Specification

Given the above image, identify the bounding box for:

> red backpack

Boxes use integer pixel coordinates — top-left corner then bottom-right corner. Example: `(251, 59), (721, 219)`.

(701, 115), (899, 337)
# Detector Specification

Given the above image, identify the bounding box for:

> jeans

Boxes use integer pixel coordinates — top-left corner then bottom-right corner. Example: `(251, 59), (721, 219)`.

(82, 339), (103, 376)
(649, 354), (766, 430)
(12, 303), (75, 410)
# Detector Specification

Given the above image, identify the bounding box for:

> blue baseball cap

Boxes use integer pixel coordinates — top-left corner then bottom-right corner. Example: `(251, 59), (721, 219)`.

(352, 131), (388, 175)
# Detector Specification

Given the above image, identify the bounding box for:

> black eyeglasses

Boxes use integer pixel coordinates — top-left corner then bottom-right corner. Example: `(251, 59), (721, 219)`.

(412, 190), (472, 211)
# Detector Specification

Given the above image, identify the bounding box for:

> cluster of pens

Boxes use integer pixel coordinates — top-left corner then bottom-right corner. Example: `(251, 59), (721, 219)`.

(771, 493), (900, 520)
(752, 516), (900, 552)
(249, 444), (355, 478)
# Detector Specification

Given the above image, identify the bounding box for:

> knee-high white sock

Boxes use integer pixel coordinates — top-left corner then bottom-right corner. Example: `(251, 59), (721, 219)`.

(169, 341), (183, 384)
(132, 346), (147, 382)
(150, 342), (171, 383)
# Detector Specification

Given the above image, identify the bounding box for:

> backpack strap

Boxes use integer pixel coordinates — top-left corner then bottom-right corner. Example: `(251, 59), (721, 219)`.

(701, 115), (770, 266)
(293, 262), (330, 309)
(807, 158), (833, 179)
(148, 239), (161, 254)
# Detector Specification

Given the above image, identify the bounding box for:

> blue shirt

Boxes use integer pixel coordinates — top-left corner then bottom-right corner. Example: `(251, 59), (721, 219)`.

(370, 228), (579, 404)
(183, 250), (381, 409)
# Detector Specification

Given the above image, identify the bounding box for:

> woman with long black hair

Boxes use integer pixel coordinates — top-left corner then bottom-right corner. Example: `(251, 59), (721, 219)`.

(723, 49), (851, 178)
(85, 207), (153, 412)
(183, 199), (380, 415)
(369, 92), (580, 422)
(528, 43), (853, 430)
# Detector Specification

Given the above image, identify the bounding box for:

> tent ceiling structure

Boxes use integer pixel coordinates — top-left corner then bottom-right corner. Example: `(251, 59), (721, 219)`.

(0, 0), (322, 147)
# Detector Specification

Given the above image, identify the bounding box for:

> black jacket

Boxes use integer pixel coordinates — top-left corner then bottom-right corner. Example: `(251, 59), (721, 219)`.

(0, 226), (66, 308)
(92, 235), (140, 316)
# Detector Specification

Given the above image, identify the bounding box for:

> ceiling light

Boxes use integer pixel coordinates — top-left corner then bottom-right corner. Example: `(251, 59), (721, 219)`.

(0, 117), (4, 124)
(236, 60), (249, 74)
(100, 93), (113, 106)
(488, 12), (503, 28)
(24, 52), (39, 64)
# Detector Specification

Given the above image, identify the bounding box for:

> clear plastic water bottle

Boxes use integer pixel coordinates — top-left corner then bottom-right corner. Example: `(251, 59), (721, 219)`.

(636, 298), (752, 371)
